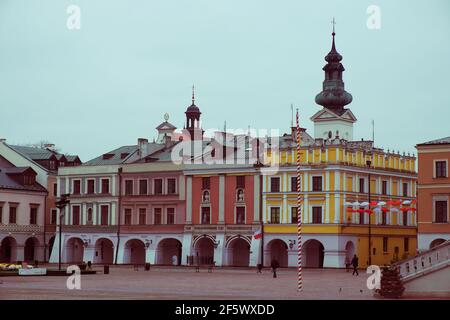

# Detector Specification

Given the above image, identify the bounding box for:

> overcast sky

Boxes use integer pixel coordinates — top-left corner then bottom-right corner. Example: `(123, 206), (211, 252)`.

(1, 0), (449, 161)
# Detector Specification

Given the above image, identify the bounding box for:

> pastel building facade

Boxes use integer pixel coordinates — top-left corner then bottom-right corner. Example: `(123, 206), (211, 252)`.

(261, 30), (417, 268)
(50, 117), (191, 265)
(182, 164), (261, 267)
(416, 137), (450, 251)
(0, 159), (47, 263)
(0, 140), (80, 262)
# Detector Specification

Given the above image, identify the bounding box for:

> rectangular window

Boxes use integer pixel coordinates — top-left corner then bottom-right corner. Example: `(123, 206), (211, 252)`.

(51, 209), (57, 225)
(383, 237), (388, 253)
(270, 177), (280, 192)
(382, 181), (387, 195)
(402, 183), (408, 197)
(29, 207), (38, 225)
(53, 183), (58, 196)
(125, 180), (133, 195)
(154, 179), (163, 194)
(312, 176), (322, 192)
(201, 207), (210, 224)
(101, 179), (110, 194)
(202, 177), (210, 190)
(312, 207), (322, 224)
(100, 205), (108, 226)
(167, 178), (176, 194)
(139, 179), (148, 195)
(381, 212), (387, 225)
(124, 209), (132, 225)
(270, 207), (280, 224)
(154, 208), (162, 224)
(73, 180), (81, 195)
(291, 176), (298, 192)
(9, 206), (17, 224)
(435, 201), (448, 223)
(87, 179), (95, 194)
(236, 207), (245, 224)
(359, 178), (365, 193)
(236, 176), (245, 189)
(167, 208), (175, 225)
(72, 206), (80, 225)
(435, 161), (447, 178)
(291, 206), (298, 223)
(139, 208), (146, 225)
(404, 238), (409, 253)
(403, 211), (408, 226)
(359, 211), (365, 224)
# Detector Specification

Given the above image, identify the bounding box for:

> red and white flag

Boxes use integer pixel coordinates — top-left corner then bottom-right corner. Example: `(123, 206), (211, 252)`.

(253, 228), (262, 240)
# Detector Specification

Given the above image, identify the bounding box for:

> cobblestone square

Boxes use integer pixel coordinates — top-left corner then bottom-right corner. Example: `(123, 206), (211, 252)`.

(0, 266), (379, 300)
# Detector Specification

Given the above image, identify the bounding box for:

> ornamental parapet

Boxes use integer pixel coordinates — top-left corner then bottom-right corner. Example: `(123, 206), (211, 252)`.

(0, 224), (44, 233)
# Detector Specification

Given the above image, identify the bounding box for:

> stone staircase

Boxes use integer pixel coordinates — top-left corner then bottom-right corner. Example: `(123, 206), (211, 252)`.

(394, 240), (450, 295)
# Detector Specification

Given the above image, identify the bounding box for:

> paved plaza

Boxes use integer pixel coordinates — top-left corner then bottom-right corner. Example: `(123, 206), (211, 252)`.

(0, 265), (382, 300)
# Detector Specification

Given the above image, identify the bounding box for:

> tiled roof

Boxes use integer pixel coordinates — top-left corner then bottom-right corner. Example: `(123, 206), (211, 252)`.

(417, 137), (450, 146)
(0, 167), (47, 192)
(83, 145), (139, 166)
(8, 144), (80, 163)
(9, 145), (55, 160)
(65, 155), (80, 162)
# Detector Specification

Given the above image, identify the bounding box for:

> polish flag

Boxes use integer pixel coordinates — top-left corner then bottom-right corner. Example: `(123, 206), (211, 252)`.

(253, 228), (262, 240)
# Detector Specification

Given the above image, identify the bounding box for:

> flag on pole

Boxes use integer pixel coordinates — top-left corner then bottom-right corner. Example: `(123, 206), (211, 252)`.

(253, 228), (262, 240)
(296, 108), (303, 292)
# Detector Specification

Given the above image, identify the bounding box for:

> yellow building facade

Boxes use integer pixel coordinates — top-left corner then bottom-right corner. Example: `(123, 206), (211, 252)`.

(260, 30), (417, 268)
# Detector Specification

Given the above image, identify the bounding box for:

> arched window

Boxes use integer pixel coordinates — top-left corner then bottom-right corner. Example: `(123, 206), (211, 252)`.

(87, 208), (93, 224)
(202, 190), (210, 203)
(236, 189), (244, 202)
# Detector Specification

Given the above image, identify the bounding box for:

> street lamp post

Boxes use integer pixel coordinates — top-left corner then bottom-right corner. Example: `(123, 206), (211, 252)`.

(366, 159), (372, 266)
(55, 194), (70, 271)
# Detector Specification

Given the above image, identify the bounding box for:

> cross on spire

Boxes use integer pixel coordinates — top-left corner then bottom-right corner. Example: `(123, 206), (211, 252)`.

(192, 84), (195, 104)
(331, 17), (336, 35)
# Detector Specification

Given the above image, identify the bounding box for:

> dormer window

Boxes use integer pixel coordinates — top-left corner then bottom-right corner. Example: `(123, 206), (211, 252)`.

(23, 175), (35, 185)
(202, 190), (210, 203)
(102, 153), (114, 160)
(236, 189), (244, 202)
(120, 153), (129, 159)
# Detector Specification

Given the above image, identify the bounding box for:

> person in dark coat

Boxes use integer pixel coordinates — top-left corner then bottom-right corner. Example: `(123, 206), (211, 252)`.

(270, 259), (279, 278)
(257, 263), (263, 274)
(351, 254), (359, 276)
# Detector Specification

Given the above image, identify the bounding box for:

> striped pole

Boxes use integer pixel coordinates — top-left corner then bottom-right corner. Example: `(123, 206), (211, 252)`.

(296, 109), (303, 292)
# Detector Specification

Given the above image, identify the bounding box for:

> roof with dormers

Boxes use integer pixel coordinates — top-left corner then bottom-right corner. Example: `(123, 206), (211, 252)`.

(0, 166), (47, 192)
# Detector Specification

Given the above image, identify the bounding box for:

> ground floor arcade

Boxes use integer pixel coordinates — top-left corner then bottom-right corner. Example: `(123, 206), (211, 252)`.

(0, 233), (45, 263)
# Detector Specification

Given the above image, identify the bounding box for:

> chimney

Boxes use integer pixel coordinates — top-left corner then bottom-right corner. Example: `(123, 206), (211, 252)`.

(138, 138), (148, 158)
(163, 134), (172, 148)
(44, 143), (55, 151)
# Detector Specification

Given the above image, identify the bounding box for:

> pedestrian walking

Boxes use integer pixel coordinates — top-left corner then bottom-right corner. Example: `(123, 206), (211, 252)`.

(257, 263), (262, 274)
(351, 254), (359, 276)
(270, 259), (279, 278)
(344, 257), (350, 272)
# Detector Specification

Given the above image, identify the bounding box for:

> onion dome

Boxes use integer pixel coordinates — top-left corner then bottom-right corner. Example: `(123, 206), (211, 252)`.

(315, 27), (353, 113)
